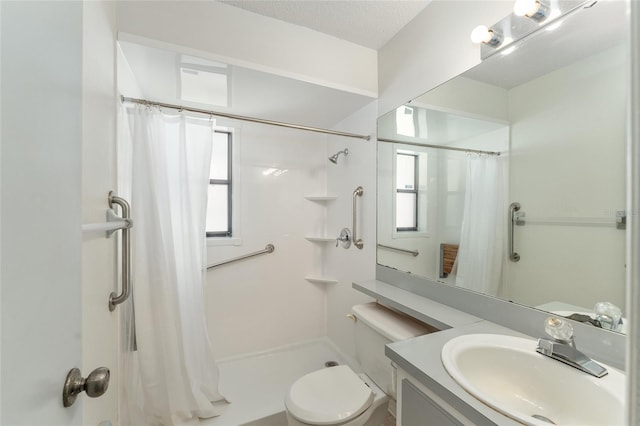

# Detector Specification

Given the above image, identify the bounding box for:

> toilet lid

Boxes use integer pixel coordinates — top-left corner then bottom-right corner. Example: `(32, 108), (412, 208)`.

(285, 365), (374, 425)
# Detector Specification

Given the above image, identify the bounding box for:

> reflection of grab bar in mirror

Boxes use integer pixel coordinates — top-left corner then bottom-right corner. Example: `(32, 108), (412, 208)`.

(353, 186), (364, 249)
(207, 244), (275, 269)
(515, 212), (626, 229)
(377, 244), (418, 257)
(509, 202), (521, 262)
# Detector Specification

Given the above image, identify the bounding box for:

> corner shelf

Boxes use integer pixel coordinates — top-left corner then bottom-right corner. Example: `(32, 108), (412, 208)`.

(304, 276), (338, 285)
(304, 195), (338, 285)
(305, 236), (335, 243)
(304, 196), (337, 202)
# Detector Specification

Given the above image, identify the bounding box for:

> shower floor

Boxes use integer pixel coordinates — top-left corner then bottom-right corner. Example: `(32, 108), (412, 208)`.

(202, 338), (351, 426)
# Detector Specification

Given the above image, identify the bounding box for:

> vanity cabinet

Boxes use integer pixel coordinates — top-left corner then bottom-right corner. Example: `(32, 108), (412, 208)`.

(400, 380), (462, 426)
(396, 369), (494, 426)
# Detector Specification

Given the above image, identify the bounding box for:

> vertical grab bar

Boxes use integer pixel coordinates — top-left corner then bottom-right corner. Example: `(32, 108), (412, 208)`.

(353, 186), (364, 249)
(509, 202), (521, 262)
(109, 192), (132, 311)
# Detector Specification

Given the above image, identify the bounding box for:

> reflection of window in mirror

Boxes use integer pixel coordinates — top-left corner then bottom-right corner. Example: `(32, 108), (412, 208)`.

(396, 152), (418, 231)
(395, 148), (431, 235)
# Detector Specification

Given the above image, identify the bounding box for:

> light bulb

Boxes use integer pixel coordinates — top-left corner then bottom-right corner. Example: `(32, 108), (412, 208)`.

(470, 25), (502, 47)
(470, 25), (491, 44)
(514, 0), (549, 21)
(513, 0), (538, 17)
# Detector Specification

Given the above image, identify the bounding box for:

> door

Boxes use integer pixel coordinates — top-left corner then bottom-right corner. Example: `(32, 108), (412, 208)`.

(1, 2), (108, 424)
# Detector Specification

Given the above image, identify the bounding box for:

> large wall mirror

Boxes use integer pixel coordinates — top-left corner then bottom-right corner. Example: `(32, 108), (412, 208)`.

(377, 0), (629, 333)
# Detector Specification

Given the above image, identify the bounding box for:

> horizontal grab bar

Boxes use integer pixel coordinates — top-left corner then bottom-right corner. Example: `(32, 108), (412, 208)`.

(377, 244), (419, 257)
(516, 216), (624, 229)
(207, 244), (275, 269)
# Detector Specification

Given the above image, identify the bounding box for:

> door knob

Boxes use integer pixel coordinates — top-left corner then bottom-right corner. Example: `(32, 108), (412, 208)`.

(63, 366), (110, 407)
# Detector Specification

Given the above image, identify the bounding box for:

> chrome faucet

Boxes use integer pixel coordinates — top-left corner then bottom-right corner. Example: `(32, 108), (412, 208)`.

(536, 317), (608, 378)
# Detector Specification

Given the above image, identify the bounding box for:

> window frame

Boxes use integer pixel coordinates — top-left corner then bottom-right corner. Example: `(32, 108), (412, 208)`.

(206, 129), (233, 238)
(396, 152), (419, 232)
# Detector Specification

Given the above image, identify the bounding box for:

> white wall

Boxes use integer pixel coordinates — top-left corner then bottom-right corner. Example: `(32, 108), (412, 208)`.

(82, 2), (119, 424)
(1, 2), (83, 424)
(414, 76), (510, 122)
(204, 123), (329, 359)
(116, 1), (377, 97)
(325, 102), (378, 360)
(503, 45), (627, 310)
(378, 0), (513, 115)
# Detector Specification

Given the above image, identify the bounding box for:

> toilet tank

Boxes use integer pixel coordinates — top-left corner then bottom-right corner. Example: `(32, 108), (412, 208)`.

(352, 303), (437, 397)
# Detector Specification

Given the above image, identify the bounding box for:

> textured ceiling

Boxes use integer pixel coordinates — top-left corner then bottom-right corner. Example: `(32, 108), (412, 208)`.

(219, 0), (431, 50)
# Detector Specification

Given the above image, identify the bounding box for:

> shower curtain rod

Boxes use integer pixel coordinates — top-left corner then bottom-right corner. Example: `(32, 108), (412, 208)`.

(121, 96), (371, 141)
(378, 137), (501, 156)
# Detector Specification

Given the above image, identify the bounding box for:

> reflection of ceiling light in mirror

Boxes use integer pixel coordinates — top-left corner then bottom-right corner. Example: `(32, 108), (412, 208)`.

(262, 168), (289, 177)
(470, 25), (503, 47)
(545, 9), (564, 31)
(500, 45), (518, 56)
(545, 19), (563, 31)
(513, 0), (549, 22)
(395, 106), (415, 137)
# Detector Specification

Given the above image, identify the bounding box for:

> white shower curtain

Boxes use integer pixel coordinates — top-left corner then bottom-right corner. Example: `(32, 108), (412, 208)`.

(121, 105), (227, 425)
(455, 154), (507, 295)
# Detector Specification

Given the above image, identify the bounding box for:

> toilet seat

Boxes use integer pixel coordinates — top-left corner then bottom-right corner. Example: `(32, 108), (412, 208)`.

(285, 365), (374, 425)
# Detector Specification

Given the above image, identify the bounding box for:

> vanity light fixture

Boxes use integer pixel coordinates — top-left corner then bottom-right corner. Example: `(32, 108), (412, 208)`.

(513, 0), (550, 22)
(470, 25), (503, 47)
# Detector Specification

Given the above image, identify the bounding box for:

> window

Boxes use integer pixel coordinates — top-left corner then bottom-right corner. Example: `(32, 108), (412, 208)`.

(396, 153), (418, 231)
(206, 130), (232, 237)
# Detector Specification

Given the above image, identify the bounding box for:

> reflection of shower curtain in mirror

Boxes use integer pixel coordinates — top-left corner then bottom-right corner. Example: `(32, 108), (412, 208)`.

(119, 105), (227, 424)
(456, 154), (507, 295)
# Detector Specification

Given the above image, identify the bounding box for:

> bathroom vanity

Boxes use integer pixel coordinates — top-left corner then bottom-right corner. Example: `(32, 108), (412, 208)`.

(353, 279), (626, 426)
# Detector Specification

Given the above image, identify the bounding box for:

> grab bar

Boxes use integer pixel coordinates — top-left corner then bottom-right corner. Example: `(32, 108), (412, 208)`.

(109, 192), (132, 311)
(353, 186), (364, 249)
(509, 202), (521, 262)
(514, 213), (626, 229)
(207, 244), (275, 269)
(377, 244), (418, 257)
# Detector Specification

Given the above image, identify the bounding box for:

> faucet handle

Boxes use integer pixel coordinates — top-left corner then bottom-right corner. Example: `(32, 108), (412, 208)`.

(594, 302), (622, 331)
(336, 228), (352, 249)
(544, 316), (574, 344)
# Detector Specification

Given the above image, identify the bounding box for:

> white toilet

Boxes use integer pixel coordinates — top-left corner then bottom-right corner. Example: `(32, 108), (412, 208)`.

(285, 302), (436, 426)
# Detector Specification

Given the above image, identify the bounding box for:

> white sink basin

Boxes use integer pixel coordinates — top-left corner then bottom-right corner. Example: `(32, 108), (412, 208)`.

(441, 334), (625, 425)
